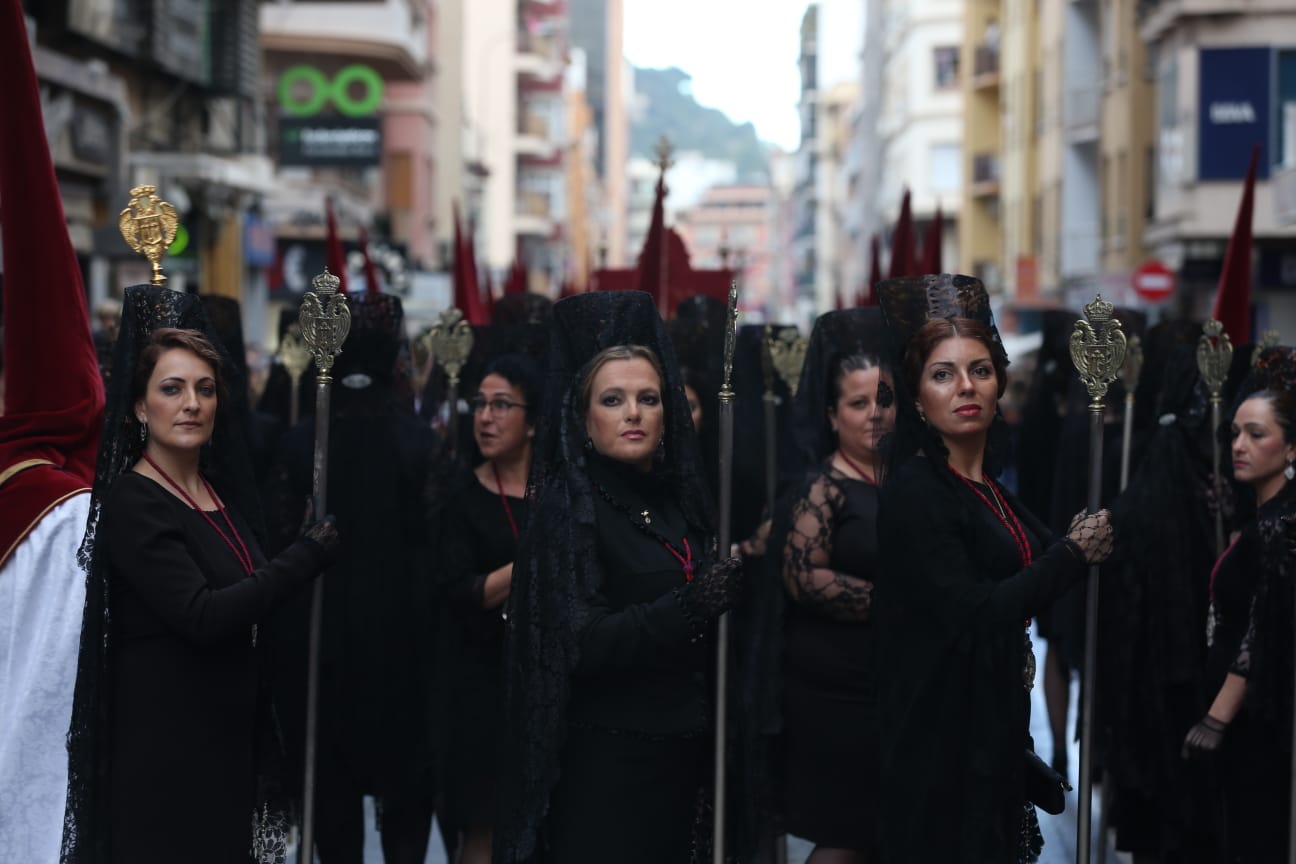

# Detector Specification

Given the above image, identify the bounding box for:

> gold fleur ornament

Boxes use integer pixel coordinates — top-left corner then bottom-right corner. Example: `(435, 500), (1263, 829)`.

(118, 185), (180, 286)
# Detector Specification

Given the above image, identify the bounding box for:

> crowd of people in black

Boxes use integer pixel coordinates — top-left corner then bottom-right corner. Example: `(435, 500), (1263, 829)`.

(1, 6), (1294, 859)
(8, 264), (1293, 864)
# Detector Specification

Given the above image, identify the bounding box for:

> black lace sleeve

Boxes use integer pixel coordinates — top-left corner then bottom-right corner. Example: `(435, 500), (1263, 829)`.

(782, 471), (873, 622)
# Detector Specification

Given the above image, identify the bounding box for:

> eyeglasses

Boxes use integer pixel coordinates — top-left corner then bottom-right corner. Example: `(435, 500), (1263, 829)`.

(471, 397), (528, 416)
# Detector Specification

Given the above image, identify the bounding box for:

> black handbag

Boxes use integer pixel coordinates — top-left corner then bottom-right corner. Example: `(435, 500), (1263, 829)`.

(1023, 748), (1071, 815)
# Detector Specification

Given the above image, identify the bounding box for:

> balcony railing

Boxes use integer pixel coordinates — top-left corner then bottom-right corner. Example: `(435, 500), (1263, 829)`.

(519, 191), (552, 218)
(1065, 86), (1100, 135)
(517, 30), (562, 62)
(972, 152), (1000, 186)
(518, 111), (549, 139)
(973, 44), (1000, 80)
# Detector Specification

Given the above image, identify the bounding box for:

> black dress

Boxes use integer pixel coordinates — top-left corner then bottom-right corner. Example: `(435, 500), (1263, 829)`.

(781, 464), (879, 849)
(440, 477), (529, 830)
(875, 456), (1086, 863)
(102, 472), (322, 864)
(543, 454), (710, 863)
(1206, 499), (1291, 862)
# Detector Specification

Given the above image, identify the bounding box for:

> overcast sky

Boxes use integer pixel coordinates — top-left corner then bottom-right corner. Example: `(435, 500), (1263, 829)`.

(622, 0), (814, 152)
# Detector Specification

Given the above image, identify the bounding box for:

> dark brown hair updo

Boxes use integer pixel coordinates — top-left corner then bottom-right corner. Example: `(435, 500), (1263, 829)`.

(902, 317), (1010, 399)
(130, 327), (227, 416)
(578, 344), (666, 416)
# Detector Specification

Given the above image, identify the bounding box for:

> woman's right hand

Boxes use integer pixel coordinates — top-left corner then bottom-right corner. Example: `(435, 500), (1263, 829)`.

(301, 515), (342, 567)
(1065, 508), (1114, 564)
(678, 556), (744, 620)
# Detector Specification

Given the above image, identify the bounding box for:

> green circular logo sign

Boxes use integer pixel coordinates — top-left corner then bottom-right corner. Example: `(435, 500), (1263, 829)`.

(279, 64), (384, 118)
(168, 224), (190, 257)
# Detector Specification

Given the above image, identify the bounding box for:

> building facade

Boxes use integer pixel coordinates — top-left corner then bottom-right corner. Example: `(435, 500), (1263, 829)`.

(1141, 0), (1296, 333)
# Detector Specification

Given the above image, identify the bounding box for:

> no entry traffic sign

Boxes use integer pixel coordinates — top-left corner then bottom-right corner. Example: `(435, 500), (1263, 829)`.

(1132, 260), (1176, 302)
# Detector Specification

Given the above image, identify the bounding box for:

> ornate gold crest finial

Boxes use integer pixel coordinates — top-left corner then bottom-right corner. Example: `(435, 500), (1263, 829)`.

(1082, 294), (1115, 325)
(312, 268), (342, 298)
(1196, 319), (1233, 403)
(768, 326), (809, 398)
(428, 307), (475, 390)
(298, 268), (351, 384)
(1252, 329), (1281, 366)
(1069, 293), (1128, 412)
(1122, 334), (1144, 397)
(118, 185), (179, 287)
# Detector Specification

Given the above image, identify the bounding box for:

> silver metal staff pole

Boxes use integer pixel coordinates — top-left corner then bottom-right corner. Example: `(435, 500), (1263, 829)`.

(427, 307), (474, 459)
(1092, 332), (1143, 864)
(713, 281), (739, 863)
(1197, 320), (1233, 558)
(278, 323), (312, 428)
(1119, 335), (1142, 493)
(1069, 296), (1126, 864)
(297, 268), (351, 864)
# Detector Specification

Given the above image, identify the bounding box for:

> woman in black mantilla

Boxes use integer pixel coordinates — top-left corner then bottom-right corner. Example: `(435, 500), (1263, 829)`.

(776, 308), (894, 861)
(1181, 347), (1296, 861)
(494, 290), (743, 864)
(438, 352), (542, 863)
(60, 287), (340, 864)
(873, 275), (1114, 863)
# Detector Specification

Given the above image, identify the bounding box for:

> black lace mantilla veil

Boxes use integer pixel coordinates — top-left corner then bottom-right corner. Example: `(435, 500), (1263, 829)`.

(495, 290), (716, 864)
(62, 285), (267, 863)
(874, 273), (1010, 481)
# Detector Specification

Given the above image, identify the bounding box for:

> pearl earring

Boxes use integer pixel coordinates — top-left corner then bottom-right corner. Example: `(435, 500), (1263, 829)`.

(1285, 458), (1294, 481)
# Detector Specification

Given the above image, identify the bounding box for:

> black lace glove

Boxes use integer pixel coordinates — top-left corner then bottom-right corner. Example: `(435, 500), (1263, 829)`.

(1064, 508), (1114, 564)
(1181, 714), (1227, 758)
(674, 556), (744, 641)
(300, 515), (341, 568)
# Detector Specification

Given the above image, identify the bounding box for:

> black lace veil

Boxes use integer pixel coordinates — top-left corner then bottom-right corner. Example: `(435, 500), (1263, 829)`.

(495, 290), (715, 863)
(62, 285), (263, 863)
(790, 308), (889, 473)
